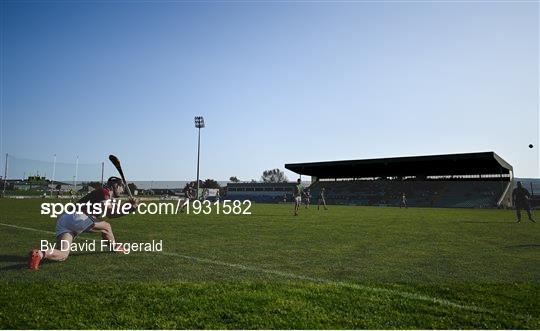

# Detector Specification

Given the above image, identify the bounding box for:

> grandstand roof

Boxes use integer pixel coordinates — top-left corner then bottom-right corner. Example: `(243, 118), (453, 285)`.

(285, 152), (513, 179)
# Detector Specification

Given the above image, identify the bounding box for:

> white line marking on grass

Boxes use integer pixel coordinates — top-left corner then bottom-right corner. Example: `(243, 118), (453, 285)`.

(0, 222), (533, 322)
(0, 222), (56, 235)
(159, 251), (531, 319)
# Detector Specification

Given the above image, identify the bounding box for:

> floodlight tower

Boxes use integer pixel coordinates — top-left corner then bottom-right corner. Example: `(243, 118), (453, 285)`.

(194, 116), (205, 199)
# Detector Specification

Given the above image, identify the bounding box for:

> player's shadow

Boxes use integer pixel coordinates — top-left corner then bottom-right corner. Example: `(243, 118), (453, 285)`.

(504, 244), (540, 249)
(0, 254), (28, 271)
(0, 254), (27, 263)
(70, 251), (110, 257)
(0, 251), (111, 272)
(0, 263), (28, 272)
(462, 221), (511, 224)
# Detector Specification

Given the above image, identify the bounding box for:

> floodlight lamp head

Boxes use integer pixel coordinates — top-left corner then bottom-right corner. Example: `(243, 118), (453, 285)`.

(194, 116), (205, 128)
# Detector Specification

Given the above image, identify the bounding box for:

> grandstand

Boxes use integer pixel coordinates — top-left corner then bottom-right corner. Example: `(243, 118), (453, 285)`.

(226, 182), (296, 203)
(285, 152), (513, 208)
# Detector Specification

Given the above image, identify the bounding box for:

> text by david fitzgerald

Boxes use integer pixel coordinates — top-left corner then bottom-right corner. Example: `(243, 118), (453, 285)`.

(41, 240), (163, 254)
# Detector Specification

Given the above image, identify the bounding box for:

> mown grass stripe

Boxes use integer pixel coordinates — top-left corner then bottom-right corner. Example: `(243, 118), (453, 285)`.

(0, 221), (533, 322)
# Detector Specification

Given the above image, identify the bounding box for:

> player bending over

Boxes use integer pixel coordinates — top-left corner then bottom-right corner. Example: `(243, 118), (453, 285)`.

(318, 187), (328, 210)
(28, 177), (138, 270)
(294, 178), (304, 216)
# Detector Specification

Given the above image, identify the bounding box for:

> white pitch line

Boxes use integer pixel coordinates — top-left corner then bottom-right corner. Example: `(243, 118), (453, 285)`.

(159, 251), (528, 319)
(0, 222), (533, 322)
(0, 222), (56, 235)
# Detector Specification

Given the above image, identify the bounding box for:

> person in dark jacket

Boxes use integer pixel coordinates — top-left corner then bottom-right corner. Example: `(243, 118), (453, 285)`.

(512, 181), (535, 223)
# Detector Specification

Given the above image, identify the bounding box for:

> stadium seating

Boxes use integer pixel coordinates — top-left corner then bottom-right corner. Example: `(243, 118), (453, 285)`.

(308, 180), (507, 208)
(225, 182), (295, 203)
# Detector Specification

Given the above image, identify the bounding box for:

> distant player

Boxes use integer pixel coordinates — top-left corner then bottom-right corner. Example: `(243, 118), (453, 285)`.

(304, 189), (311, 209)
(512, 181), (535, 223)
(293, 178), (304, 216)
(318, 187), (328, 210)
(28, 177), (138, 270)
(215, 189), (221, 203)
(400, 193), (407, 209)
(180, 183), (194, 213)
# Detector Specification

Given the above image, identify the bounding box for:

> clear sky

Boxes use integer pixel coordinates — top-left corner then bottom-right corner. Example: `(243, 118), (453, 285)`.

(1, 1), (538, 181)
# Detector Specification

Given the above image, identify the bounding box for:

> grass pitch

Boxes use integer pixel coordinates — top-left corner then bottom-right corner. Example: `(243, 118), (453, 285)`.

(0, 199), (539, 329)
